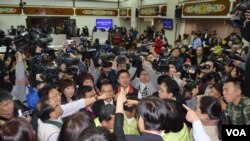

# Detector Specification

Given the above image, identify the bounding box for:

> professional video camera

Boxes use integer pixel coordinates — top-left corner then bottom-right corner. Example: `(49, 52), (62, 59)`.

(0, 30), (13, 47)
(82, 48), (97, 59)
(79, 37), (89, 49)
(65, 65), (78, 76)
(230, 0), (250, 28)
(13, 28), (53, 52)
(221, 50), (243, 67)
(137, 43), (150, 56)
(153, 56), (177, 72)
(40, 66), (59, 88)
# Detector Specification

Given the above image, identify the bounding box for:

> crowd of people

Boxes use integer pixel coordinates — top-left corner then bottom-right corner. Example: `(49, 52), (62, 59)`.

(1, 10), (250, 141)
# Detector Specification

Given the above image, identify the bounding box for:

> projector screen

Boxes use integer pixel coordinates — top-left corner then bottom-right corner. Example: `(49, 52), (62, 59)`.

(96, 19), (113, 30)
(163, 19), (173, 30)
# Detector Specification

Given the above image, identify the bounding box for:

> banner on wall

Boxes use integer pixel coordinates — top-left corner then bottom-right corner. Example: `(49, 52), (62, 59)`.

(23, 7), (74, 15)
(139, 6), (167, 17)
(0, 6), (21, 14)
(183, 0), (231, 16)
(119, 9), (128, 17)
(76, 8), (118, 16)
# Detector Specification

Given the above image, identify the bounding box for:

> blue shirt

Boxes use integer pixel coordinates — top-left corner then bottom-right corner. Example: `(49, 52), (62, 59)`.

(193, 38), (202, 50)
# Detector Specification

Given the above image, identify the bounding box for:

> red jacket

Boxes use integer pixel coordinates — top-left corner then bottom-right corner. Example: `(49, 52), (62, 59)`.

(154, 39), (163, 54)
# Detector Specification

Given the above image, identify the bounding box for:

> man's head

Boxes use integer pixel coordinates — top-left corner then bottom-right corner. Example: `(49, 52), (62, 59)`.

(98, 79), (114, 103)
(0, 90), (14, 121)
(37, 87), (63, 121)
(99, 104), (116, 130)
(76, 86), (96, 106)
(196, 47), (203, 57)
(138, 69), (150, 84)
(116, 56), (128, 71)
(101, 61), (112, 73)
(223, 78), (243, 105)
(157, 75), (180, 100)
(137, 96), (167, 132)
(117, 70), (130, 89)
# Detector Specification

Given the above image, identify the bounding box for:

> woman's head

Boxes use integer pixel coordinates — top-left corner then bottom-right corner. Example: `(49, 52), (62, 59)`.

(77, 72), (94, 87)
(58, 112), (94, 141)
(0, 118), (36, 141)
(59, 79), (75, 98)
(230, 66), (244, 80)
(196, 96), (222, 122)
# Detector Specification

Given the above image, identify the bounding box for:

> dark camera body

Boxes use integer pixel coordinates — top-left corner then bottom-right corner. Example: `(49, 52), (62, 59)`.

(13, 28), (52, 53)
(153, 56), (177, 72)
(230, 0), (250, 28)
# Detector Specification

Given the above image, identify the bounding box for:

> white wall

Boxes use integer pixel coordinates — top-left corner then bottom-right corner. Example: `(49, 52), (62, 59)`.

(119, 18), (131, 29)
(120, 0), (131, 8)
(0, 15), (120, 34)
(0, 15), (27, 33)
(164, 0), (178, 45)
(0, 0), (120, 33)
(141, 0), (167, 6)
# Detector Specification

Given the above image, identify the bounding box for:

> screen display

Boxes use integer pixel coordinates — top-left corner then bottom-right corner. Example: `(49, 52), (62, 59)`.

(96, 19), (113, 29)
(163, 19), (173, 29)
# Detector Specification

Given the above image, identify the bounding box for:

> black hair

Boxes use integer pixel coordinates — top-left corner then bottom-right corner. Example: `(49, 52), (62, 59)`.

(98, 104), (116, 123)
(58, 112), (94, 141)
(157, 75), (171, 85)
(206, 72), (221, 83)
(78, 126), (117, 141)
(163, 99), (185, 133)
(199, 96), (222, 140)
(0, 118), (37, 141)
(0, 89), (13, 103)
(136, 96), (167, 131)
(36, 99), (54, 121)
(76, 85), (93, 99)
(97, 79), (114, 92)
(224, 78), (243, 91)
(117, 69), (130, 78)
(158, 76), (180, 97)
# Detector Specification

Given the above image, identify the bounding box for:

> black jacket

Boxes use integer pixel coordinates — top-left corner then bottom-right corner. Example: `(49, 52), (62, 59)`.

(92, 99), (116, 118)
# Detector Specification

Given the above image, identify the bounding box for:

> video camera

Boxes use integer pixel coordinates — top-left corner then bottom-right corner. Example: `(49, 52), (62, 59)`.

(153, 56), (177, 72)
(40, 66), (59, 88)
(0, 30), (13, 47)
(221, 50), (243, 67)
(13, 28), (53, 52)
(230, 0), (250, 28)
(82, 48), (97, 59)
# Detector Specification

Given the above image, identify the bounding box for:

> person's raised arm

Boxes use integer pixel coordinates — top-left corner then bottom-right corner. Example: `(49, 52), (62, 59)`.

(183, 104), (211, 141)
(11, 51), (27, 103)
(114, 92), (127, 141)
